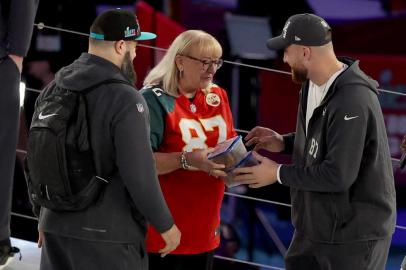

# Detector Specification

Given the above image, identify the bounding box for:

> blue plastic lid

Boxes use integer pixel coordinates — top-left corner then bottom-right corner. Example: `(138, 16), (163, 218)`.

(208, 135), (242, 160)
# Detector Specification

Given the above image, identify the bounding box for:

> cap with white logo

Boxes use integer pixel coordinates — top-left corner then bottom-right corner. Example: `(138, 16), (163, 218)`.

(89, 9), (156, 41)
(267, 13), (332, 50)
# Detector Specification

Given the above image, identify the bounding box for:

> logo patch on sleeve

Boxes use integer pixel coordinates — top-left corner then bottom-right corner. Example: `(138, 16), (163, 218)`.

(136, 103), (144, 113)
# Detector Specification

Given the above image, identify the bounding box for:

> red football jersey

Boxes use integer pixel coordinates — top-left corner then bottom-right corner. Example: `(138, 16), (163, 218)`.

(142, 84), (237, 254)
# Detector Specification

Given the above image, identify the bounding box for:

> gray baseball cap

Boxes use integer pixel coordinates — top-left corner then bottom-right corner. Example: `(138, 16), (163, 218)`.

(267, 13), (332, 50)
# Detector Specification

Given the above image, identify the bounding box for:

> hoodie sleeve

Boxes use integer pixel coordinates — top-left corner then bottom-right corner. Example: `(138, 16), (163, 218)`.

(280, 85), (369, 192)
(281, 132), (295, 154)
(112, 88), (174, 233)
(7, 0), (39, 56)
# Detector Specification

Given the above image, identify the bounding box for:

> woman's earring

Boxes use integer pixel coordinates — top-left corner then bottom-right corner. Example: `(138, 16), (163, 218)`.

(179, 67), (184, 78)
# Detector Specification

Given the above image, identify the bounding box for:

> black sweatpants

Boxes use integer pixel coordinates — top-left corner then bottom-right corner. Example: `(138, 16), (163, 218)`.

(285, 231), (391, 270)
(148, 250), (215, 270)
(40, 232), (148, 270)
(0, 56), (20, 242)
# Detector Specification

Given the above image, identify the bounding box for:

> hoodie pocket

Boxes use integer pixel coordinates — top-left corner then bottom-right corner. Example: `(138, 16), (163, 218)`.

(291, 189), (305, 229)
(328, 192), (354, 242)
(328, 193), (339, 237)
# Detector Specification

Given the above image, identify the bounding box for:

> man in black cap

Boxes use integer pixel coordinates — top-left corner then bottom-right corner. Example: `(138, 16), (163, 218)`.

(0, 0), (39, 265)
(234, 13), (396, 270)
(35, 9), (180, 270)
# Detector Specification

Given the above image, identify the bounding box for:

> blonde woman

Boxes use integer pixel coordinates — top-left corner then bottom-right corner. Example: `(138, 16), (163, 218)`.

(141, 30), (237, 270)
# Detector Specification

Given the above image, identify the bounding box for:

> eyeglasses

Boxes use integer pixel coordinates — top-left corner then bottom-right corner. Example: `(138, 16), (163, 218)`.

(183, 55), (223, 71)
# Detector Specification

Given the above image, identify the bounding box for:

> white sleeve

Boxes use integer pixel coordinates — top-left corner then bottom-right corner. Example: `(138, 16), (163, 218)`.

(277, 164), (283, 184)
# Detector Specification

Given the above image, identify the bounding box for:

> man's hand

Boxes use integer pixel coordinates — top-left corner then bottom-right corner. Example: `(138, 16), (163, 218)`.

(159, 224), (181, 257)
(38, 230), (45, 248)
(245, 126), (284, 153)
(8, 54), (23, 73)
(401, 135), (406, 153)
(233, 152), (279, 188)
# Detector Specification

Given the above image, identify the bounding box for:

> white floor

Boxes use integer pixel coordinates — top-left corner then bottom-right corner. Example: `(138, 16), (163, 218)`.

(0, 238), (40, 270)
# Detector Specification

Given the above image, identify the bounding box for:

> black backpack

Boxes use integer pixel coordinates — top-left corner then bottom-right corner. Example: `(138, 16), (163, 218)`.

(25, 79), (131, 212)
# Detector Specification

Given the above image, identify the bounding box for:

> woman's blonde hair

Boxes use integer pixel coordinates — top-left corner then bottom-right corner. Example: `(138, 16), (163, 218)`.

(143, 30), (222, 96)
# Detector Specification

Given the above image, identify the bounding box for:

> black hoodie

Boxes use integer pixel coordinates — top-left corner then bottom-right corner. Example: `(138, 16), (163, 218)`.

(280, 57), (396, 243)
(38, 53), (174, 243)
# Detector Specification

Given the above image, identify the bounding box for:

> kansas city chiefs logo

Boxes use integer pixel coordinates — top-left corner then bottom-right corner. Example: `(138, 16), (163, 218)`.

(206, 93), (221, 107)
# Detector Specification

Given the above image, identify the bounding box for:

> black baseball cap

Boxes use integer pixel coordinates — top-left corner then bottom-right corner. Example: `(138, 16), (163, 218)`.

(90, 9), (156, 41)
(267, 13), (331, 50)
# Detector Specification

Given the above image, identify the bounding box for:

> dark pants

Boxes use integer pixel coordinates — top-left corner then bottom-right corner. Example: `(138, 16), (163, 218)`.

(0, 56), (20, 241)
(148, 250), (215, 270)
(40, 232), (148, 270)
(285, 231), (391, 270)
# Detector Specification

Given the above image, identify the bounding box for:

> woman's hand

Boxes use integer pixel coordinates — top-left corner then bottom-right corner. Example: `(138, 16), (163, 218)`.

(186, 148), (227, 177)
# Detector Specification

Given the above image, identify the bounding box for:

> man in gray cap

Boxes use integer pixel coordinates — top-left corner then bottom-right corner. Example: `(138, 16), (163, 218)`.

(32, 9), (181, 270)
(234, 13), (396, 270)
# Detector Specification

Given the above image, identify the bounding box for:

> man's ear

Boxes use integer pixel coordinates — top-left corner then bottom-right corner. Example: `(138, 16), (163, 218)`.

(302, 46), (312, 62)
(114, 40), (126, 56)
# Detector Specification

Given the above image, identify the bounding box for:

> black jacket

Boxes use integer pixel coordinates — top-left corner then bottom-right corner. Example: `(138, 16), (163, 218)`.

(280, 57), (396, 243)
(38, 53), (174, 243)
(0, 0), (39, 58)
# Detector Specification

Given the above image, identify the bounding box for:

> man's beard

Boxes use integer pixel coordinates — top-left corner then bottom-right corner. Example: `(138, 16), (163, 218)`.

(121, 51), (136, 85)
(291, 65), (308, 84)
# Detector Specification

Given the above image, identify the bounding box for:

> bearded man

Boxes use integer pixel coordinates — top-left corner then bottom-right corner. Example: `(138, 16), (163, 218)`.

(234, 13), (396, 270)
(33, 9), (180, 270)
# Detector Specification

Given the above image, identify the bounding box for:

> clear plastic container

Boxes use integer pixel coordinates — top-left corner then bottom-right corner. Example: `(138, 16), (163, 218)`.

(224, 151), (259, 187)
(207, 135), (247, 171)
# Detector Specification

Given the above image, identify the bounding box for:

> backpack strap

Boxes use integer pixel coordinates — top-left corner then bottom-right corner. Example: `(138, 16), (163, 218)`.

(81, 79), (134, 95)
